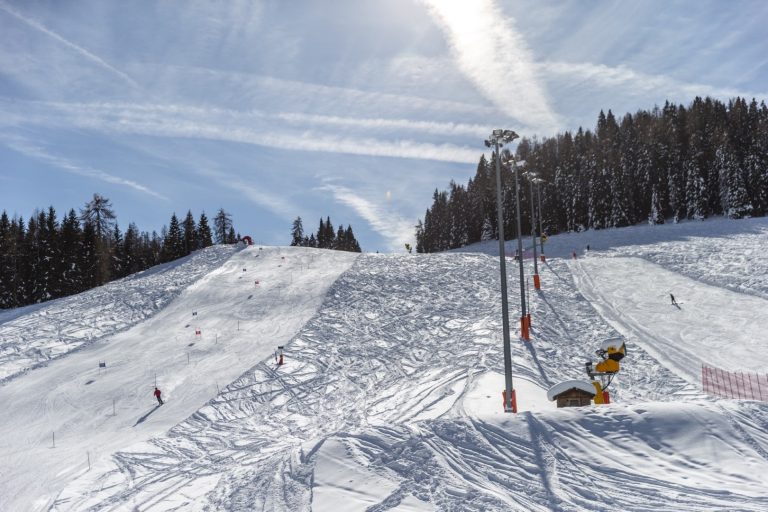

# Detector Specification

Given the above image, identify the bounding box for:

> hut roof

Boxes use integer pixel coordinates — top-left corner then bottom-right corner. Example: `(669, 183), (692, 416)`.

(547, 380), (596, 401)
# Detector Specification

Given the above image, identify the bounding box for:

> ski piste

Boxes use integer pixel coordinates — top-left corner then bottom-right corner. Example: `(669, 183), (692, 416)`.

(1, 218), (767, 511)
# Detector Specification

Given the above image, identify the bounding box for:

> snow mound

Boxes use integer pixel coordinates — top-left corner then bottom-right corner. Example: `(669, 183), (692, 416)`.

(546, 379), (596, 401)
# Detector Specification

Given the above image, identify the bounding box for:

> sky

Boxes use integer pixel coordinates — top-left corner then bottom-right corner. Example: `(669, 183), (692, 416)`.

(1, 0), (767, 252)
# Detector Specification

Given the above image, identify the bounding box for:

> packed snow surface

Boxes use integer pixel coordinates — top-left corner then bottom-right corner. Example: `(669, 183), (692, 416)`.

(1, 217), (768, 511)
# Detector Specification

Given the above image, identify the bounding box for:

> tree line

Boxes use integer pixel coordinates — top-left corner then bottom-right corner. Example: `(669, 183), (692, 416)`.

(416, 96), (768, 253)
(0, 194), (239, 309)
(290, 216), (361, 252)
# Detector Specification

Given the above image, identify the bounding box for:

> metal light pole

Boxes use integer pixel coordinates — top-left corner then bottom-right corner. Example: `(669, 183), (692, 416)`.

(524, 172), (540, 290)
(503, 152), (530, 341)
(535, 178), (545, 261)
(484, 129), (518, 413)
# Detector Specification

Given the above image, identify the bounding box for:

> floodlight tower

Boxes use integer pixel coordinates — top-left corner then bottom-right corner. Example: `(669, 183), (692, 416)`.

(534, 177), (546, 260)
(502, 152), (530, 341)
(484, 128), (519, 413)
(523, 171), (541, 290)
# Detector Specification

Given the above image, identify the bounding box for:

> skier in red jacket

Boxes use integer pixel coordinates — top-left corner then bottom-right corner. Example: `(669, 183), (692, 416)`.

(154, 387), (163, 405)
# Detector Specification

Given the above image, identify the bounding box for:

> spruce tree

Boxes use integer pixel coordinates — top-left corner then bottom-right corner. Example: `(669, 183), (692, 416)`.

(197, 212), (213, 248)
(59, 209), (82, 296)
(0, 212), (14, 308)
(291, 217), (304, 246)
(163, 213), (184, 261)
(213, 208), (233, 244)
(182, 210), (197, 254)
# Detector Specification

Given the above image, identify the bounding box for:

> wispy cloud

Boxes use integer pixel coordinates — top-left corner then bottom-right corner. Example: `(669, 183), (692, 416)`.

(319, 184), (416, 251)
(0, 100), (481, 163)
(195, 167), (296, 219)
(421, 0), (560, 133)
(1, 134), (167, 200)
(0, 0), (139, 89)
(539, 60), (768, 102)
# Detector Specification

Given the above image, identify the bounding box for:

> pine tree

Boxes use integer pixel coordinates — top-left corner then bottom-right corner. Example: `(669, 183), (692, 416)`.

(316, 218), (327, 248)
(345, 225), (361, 252)
(40, 207), (60, 300)
(110, 224), (125, 279)
(163, 213), (184, 261)
(324, 217), (335, 249)
(80, 221), (99, 291)
(59, 209), (82, 296)
(213, 208), (233, 244)
(182, 210), (197, 254)
(123, 223), (140, 276)
(226, 226), (237, 244)
(291, 217), (304, 246)
(0, 211), (14, 308)
(197, 212), (213, 248)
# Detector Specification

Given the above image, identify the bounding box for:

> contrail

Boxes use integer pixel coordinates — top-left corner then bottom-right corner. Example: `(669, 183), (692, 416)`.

(0, 1), (140, 89)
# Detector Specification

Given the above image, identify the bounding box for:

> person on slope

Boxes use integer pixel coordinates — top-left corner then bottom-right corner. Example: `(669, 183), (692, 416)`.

(154, 387), (164, 405)
(670, 293), (678, 306)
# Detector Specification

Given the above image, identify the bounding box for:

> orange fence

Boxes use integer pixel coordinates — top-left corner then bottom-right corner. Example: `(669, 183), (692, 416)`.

(702, 365), (768, 401)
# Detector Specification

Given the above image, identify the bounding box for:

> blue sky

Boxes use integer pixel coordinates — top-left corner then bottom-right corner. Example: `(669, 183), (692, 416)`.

(1, 0), (766, 252)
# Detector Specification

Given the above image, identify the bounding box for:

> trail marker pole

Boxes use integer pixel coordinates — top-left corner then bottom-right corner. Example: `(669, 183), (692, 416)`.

(52, 431), (55, 448)
(87, 451), (91, 471)
(112, 399), (116, 416)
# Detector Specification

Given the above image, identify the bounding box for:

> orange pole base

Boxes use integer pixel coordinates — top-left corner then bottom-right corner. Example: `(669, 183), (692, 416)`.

(602, 391), (610, 404)
(521, 316), (530, 341)
(540, 255), (546, 262)
(533, 274), (541, 290)
(502, 389), (518, 413)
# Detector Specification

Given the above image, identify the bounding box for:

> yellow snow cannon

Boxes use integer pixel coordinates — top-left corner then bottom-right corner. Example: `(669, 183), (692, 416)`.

(586, 338), (627, 404)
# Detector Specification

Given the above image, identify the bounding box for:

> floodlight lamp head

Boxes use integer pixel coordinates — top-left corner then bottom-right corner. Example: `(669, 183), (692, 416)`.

(502, 130), (519, 143)
(484, 139), (492, 148)
(492, 128), (504, 137)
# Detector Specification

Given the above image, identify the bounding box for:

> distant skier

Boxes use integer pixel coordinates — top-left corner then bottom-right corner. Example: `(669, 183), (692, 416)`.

(587, 244), (590, 251)
(154, 387), (163, 405)
(670, 293), (678, 307)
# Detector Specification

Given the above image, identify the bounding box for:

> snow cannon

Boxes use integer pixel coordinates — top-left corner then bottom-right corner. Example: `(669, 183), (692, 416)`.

(585, 338), (627, 404)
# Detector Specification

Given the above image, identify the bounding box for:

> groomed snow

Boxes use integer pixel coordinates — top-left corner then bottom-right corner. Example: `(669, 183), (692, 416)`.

(2, 217), (768, 511)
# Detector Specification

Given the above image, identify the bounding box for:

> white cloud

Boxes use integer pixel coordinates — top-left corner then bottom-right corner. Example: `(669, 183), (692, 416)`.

(1, 134), (167, 200)
(195, 168), (296, 219)
(421, 0), (560, 133)
(539, 60), (768, 102)
(0, 1), (140, 89)
(0, 100), (481, 164)
(319, 184), (416, 251)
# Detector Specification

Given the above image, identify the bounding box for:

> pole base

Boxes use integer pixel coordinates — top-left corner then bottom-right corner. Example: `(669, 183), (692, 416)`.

(540, 255), (546, 262)
(521, 316), (530, 341)
(502, 389), (518, 413)
(533, 274), (541, 290)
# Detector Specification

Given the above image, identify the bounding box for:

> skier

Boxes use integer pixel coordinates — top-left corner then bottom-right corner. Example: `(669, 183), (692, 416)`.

(670, 293), (678, 306)
(154, 387), (163, 405)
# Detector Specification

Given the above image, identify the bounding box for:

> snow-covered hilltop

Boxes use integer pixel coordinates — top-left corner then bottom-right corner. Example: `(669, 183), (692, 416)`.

(2, 218), (768, 511)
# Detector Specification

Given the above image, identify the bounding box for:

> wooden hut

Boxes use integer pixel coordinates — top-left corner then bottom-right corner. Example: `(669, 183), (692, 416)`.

(547, 380), (596, 408)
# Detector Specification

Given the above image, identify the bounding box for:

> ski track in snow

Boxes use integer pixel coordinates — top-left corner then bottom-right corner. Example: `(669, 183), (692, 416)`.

(3, 217), (768, 511)
(0, 246), (238, 383)
(57, 251), (733, 511)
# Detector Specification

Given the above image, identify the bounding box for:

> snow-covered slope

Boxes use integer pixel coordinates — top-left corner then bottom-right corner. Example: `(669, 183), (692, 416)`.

(0, 246), (358, 512)
(2, 218), (768, 511)
(0, 245), (237, 382)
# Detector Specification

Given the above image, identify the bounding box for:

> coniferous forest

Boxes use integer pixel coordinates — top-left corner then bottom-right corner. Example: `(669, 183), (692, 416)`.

(289, 216), (362, 252)
(0, 194), (239, 309)
(416, 96), (768, 253)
